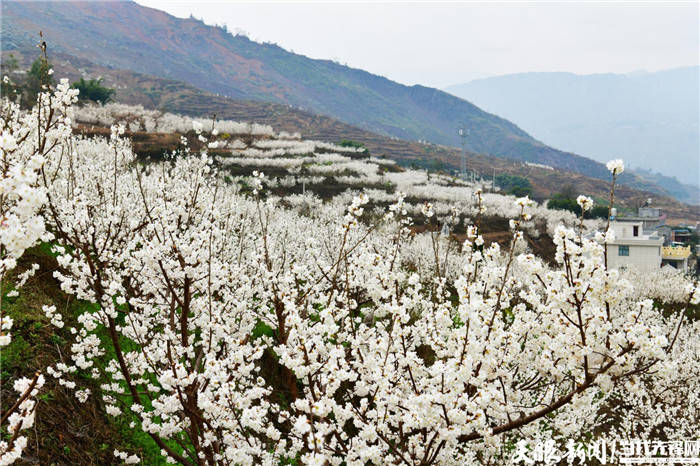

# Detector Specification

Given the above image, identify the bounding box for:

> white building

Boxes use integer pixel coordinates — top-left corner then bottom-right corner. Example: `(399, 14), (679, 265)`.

(606, 221), (663, 272)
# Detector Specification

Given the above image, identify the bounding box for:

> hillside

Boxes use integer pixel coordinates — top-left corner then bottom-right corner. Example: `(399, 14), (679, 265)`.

(3, 44), (697, 222)
(2, 0), (633, 183)
(445, 69), (700, 198)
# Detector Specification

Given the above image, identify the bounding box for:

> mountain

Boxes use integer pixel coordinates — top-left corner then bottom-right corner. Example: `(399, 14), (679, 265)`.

(2, 44), (697, 222)
(3, 0), (698, 206)
(445, 68), (700, 191)
(2, 0), (622, 182)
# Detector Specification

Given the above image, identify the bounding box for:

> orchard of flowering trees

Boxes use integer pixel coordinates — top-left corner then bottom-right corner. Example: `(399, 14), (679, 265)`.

(0, 69), (698, 465)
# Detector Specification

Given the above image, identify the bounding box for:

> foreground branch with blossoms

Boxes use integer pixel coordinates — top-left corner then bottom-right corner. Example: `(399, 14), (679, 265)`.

(0, 78), (698, 465)
(0, 70), (78, 462)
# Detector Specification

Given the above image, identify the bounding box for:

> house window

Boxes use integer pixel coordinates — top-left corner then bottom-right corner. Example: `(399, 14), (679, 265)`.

(633, 226), (639, 237)
(618, 245), (629, 256)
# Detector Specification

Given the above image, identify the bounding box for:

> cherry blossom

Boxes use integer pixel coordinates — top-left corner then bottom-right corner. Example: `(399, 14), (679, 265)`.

(1, 72), (697, 465)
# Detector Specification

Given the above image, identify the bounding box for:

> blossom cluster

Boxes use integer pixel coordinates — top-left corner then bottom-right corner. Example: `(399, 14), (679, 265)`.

(0, 78), (77, 464)
(73, 103), (276, 136)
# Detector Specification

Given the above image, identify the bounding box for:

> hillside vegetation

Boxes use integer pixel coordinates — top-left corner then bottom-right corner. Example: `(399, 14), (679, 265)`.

(2, 46), (696, 222)
(1, 0), (654, 184)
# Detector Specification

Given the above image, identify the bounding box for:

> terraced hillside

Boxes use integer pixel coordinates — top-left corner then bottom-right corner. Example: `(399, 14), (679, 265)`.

(0, 0), (658, 182)
(2, 46), (697, 221)
(70, 102), (699, 223)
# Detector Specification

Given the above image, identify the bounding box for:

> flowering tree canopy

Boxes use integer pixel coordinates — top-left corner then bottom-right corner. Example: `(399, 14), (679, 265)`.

(0, 76), (698, 465)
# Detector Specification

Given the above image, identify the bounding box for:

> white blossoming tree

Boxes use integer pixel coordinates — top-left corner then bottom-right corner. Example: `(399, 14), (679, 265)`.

(0, 63), (77, 462)
(1, 67), (698, 465)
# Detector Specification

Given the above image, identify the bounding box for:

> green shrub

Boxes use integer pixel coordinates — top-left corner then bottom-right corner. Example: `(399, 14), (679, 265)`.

(337, 139), (369, 154)
(71, 77), (115, 104)
(495, 174), (532, 197)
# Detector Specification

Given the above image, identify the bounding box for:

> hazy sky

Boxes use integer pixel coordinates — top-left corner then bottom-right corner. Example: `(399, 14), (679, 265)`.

(135, 1), (699, 88)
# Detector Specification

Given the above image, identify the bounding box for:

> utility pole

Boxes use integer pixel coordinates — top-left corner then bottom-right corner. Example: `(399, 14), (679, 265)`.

(300, 165), (307, 196)
(457, 123), (468, 181)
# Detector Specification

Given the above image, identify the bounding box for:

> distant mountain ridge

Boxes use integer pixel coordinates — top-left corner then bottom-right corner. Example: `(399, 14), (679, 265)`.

(3, 0), (621, 182)
(445, 68), (700, 190)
